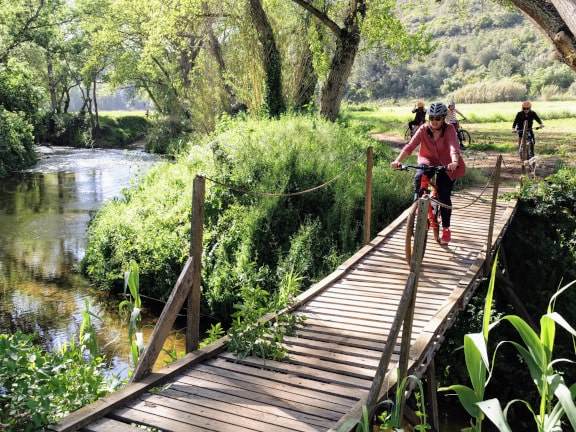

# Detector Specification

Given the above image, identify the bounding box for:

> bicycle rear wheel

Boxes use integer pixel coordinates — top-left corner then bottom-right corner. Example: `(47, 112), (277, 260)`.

(405, 201), (428, 265)
(460, 129), (471, 148)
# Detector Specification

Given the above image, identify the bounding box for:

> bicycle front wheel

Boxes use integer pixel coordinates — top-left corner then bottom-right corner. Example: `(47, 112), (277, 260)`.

(460, 129), (471, 148)
(404, 127), (412, 142)
(405, 201), (428, 266)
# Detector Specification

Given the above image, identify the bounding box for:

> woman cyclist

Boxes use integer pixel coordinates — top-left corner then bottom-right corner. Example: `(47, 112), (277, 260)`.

(446, 101), (468, 150)
(391, 102), (464, 245)
(512, 101), (544, 160)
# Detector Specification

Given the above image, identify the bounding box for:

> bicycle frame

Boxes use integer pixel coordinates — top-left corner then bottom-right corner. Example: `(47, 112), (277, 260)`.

(398, 165), (446, 265)
(417, 172), (440, 232)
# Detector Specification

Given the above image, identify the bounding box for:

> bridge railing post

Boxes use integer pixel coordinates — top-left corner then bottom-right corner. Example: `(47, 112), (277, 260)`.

(365, 197), (428, 411)
(130, 175), (205, 382)
(484, 155), (502, 274)
(364, 146), (373, 245)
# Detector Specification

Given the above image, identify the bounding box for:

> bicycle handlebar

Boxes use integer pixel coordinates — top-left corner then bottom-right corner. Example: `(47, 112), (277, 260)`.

(513, 125), (543, 134)
(396, 164), (448, 171)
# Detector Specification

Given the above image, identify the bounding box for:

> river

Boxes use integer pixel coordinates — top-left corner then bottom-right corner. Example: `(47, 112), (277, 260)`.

(0, 146), (185, 379)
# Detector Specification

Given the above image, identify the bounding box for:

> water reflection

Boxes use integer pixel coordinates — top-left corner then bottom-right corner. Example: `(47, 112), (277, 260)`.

(0, 147), (185, 378)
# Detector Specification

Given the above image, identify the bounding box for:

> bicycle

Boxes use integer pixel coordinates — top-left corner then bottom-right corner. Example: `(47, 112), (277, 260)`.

(404, 123), (423, 142)
(450, 121), (471, 150)
(397, 164), (447, 265)
(456, 125), (471, 150)
(516, 121), (542, 174)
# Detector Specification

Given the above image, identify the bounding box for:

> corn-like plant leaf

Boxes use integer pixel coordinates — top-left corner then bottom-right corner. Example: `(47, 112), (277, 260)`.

(540, 314), (556, 365)
(507, 341), (546, 392)
(502, 315), (547, 372)
(438, 384), (482, 419)
(551, 378), (576, 430)
(477, 398), (513, 432)
(464, 333), (489, 397)
(546, 311), (576, 338)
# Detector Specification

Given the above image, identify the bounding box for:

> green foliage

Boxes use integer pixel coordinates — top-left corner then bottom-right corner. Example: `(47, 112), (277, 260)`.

(225, 272), (306, 361)
(0, 331), (120, 432)
(199, 322), (226, 348)
(95, 115), (150, 148)
(0, 107), (36, 177)
(144, 115), (190, 155)
(438, 254), (500, 431)
(35, 112), (88, 147)
(348, 1), (574, 102)
(339, 370), (430, 432)
(478, 281), (576, 431)
(119, 260), (144, 367)
(81, 115), (406, 326)
(79, 298), (101, 358)
(439, 254), (576, 432)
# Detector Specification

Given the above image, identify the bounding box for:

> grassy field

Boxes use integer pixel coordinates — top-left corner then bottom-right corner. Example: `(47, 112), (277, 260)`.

(346, 101), (576, 159)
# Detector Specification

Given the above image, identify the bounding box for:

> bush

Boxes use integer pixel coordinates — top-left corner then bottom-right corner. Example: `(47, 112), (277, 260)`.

(0, 107), (36, 177)
(0, 332), (120, 432)
(80, 115), (410, 325)
(35, 112), (87, 147)
(453, 79), (527, 103)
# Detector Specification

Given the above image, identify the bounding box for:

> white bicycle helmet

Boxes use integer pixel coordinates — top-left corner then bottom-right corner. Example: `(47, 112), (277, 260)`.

(428, 102), (448, 116)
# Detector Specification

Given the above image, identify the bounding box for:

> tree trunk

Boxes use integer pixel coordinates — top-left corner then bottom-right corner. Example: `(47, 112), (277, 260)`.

(291, 0), (367, 121)
(320, 30), (360, 121)
(248, 0), (286, 118)
(510, 0), (576, 72)
(292, 16), (318, 111)
(46, 50), (59, 113)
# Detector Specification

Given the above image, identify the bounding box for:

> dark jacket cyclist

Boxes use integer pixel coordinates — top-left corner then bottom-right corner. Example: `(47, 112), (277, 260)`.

(512, 101), (544, 132)
(512, 101), (544, 159)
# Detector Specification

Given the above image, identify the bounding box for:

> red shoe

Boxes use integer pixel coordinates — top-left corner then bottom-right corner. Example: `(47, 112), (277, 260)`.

(441, 228), (451, 245)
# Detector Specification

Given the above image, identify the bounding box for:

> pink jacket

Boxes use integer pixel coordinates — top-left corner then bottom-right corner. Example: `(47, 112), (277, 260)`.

(402, 123), (461, 167)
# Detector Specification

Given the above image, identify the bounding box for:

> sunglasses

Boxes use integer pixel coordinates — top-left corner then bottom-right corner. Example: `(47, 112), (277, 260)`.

(429, 116), (444, 121)
(523, 108), (530, 111)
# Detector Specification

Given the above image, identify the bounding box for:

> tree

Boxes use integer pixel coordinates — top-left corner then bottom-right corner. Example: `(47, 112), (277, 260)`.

(290, 0), (434, 121)
(502, 0), (576, 73)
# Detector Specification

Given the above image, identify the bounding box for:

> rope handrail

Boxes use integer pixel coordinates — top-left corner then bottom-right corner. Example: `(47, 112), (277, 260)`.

(431, 157), (501, 211)
(203, 151), (367, 198)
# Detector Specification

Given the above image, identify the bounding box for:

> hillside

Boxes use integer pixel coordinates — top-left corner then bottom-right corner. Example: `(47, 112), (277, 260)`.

(348, 0), (576, 103)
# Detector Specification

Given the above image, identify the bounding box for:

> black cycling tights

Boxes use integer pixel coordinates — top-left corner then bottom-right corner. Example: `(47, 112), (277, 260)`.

(413, 167), (455, 228)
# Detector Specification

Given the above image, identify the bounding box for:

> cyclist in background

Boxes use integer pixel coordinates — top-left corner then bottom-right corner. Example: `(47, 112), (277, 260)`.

(391, 102), (463, 245)
(512, 101), (544, 159)
(446, 101), (468, 150)
(408, 101), (427, 135)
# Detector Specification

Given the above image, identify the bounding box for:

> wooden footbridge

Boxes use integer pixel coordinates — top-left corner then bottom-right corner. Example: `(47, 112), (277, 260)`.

(51, 156), (518, 432)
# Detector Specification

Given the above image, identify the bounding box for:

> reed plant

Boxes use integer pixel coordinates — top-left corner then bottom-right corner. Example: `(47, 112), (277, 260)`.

(439, 255), (576, 431)
(119, 260), (144, 367)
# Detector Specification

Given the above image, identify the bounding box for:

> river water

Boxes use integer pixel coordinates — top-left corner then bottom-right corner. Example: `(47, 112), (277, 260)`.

(0, 146), (185, 379)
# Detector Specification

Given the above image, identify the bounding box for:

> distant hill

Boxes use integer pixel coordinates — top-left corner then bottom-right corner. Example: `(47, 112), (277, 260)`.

(347, 0), (576, 103)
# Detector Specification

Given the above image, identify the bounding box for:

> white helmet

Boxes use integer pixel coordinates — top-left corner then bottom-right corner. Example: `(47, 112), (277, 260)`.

(427, 102), (448, 116)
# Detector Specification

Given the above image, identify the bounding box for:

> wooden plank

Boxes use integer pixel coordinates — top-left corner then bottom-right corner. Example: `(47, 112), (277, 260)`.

(198, 358), (366, 404)
(166, 374), (343, 423)
(217, 352), (373, 389)
(142, 388), (335, 430)
(81, 417), (142, 432)
(178, 366), (356, 414)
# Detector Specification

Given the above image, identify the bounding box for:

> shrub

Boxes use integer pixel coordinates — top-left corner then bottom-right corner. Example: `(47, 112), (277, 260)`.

(0, 107), (36, 177)
(80, 114), (408, 326)
(0, 332), (120, 432)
